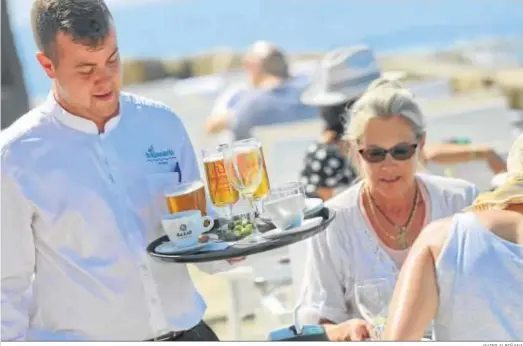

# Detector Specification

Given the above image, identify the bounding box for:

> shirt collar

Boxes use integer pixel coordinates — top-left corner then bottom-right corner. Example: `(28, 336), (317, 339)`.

(42, 92), (121, 134)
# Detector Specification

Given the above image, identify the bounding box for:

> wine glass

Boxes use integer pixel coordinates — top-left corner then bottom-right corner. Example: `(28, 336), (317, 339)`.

(354, 278), (395, 340)
(202, 145), (240, 220)
(222, 141), (264, 243)
(234, 138), (270, 216)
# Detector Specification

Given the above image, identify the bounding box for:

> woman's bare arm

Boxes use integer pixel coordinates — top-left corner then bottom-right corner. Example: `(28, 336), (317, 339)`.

(423, 144), (507, 174)
(382, 218), (452, 341)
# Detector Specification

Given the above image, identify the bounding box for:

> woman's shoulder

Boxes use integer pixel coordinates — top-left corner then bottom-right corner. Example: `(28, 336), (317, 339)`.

(418, 173), (479, 210)
(418, 173), (478, 194)
(324, 180), (364, 213)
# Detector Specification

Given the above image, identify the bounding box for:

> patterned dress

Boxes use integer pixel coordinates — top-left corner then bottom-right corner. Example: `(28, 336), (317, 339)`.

(300, 141), (357, 198)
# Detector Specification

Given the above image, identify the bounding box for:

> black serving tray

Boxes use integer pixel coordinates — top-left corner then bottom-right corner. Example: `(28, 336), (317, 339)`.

(146, 207), (336, 263)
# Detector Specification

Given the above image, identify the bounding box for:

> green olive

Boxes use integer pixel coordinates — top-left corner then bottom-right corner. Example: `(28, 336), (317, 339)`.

(233, 230), (241, 238)
(241, 219), (250, 226)
(233, 225), (242, 232)
(234, 220), (242, 226)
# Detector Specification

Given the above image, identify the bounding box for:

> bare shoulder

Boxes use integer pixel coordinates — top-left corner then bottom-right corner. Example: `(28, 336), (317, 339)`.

(412, 216), (455, 259)
(475, 210), (523, 243)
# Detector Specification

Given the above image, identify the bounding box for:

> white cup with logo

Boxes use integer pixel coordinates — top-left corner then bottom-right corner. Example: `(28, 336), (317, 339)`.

(161, 210), (214, 248)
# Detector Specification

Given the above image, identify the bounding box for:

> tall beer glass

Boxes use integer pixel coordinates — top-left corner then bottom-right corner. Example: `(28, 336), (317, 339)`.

(202, 145), (239, 219)
(234, 138), (270, 214)
(222, 141), (264, 243)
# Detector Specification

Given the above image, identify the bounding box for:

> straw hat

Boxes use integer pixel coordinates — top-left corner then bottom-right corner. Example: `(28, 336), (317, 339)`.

(466, 135), (523, 211)
(300, 45), (404, 106)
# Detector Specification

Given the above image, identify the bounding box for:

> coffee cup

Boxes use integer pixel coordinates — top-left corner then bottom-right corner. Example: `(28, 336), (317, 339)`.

(162, 210), (214, 248)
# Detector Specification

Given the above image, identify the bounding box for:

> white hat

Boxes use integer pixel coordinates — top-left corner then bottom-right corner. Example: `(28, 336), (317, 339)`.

(301, 45), (398, 106)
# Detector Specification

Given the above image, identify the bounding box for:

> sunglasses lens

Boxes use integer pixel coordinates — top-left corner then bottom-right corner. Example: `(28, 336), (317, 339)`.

(390, 144), (417, 161)
(361, 148), (387, 163)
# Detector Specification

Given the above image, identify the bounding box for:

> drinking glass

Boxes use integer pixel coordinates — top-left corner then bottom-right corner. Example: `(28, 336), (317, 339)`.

(202, 145), (240, 220)
(354, 278), (395, 340)
(222, 141), (264, 242)
(263, 182), (306, 231)
(234, 138), (270, 215)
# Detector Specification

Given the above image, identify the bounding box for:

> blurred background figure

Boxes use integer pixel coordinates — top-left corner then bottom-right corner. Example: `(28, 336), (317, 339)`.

(205, 40), (317, 141)
(299, 46), (383, 200)
(1, 0), (30, 129)
(383, 133), (523, 341)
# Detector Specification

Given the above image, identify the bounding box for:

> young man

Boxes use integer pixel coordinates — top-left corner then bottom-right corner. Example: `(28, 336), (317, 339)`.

(1, 0), (236, 341)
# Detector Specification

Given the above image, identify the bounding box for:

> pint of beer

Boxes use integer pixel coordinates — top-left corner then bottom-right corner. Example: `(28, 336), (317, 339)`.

(203, 152), (239, 207)
(235, 138), (270, 200)
(165, 180), (207, 215)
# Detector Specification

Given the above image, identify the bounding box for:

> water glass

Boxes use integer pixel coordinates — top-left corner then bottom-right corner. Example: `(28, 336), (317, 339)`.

(263, 182), (306, 230)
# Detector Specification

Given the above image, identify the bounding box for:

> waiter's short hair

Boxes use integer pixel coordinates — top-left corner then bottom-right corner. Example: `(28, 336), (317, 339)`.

(31, 0), (113, 63)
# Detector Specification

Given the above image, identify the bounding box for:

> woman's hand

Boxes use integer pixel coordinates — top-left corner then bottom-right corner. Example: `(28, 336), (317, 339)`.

(324, 319), (372, 341)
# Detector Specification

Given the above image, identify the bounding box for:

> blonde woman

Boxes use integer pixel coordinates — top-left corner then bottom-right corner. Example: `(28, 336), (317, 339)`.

(383, 134), (523, 341)
(296, 78), (479, 341)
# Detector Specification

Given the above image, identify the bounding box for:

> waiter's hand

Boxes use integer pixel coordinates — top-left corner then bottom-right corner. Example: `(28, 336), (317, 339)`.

(324, 319), (372, 341)
(227, 257), (246, 264)
(198, 235), (246, 264)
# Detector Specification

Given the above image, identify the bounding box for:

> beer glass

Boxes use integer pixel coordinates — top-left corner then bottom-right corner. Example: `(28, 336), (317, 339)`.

(165, 180), (207, 216)
(234, 138), (270, 214)
(222, 141), (264, 242)
(202, 145), (240, 219)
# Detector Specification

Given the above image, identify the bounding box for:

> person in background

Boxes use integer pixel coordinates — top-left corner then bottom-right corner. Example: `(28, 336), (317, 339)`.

(298, 46), (508, 201)
(205, 40), (317, 140)
(383, 134), (523, 341)
(423, 141), (507, 175)
(1, 0), (240, 341)
(299, 46), (384, 200)
(297, 78), (479, 341)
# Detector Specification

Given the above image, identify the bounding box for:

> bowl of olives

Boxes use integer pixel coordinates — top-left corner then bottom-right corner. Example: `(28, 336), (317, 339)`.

(217, 215), (256, 241)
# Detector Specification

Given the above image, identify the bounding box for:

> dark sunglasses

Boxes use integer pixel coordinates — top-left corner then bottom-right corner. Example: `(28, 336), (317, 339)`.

(358, 143), (418, 163)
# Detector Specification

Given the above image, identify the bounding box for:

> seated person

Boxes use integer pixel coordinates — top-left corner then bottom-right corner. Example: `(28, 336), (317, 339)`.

(383, 134), (523, 341)
(205, 40), (317, 140)
(299, 46), (386, 200)
(296, 78), (479, 341)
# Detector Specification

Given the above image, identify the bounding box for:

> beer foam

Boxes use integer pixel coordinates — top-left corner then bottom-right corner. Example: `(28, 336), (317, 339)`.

(166, 180), (205, 197)
(202, 154), (223, 163)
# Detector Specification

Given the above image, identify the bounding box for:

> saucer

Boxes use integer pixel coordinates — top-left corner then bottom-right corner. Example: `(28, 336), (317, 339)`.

(155, 241), (207, 255)
(304, 198), (324, 216)
(260, 198), (324, 225)
(262, 217), (323, 240)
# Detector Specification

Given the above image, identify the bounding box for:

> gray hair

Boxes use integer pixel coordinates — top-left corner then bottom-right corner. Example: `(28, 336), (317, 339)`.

(31, 0), (113, 63)
(345, 77), (426, 142)
(246, 40), (290, 79)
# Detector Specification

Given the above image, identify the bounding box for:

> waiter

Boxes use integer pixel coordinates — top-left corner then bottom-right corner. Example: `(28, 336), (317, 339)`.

(1, 0), (237, 341)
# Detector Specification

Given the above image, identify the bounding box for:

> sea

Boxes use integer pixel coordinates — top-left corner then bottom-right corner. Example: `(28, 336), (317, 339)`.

(7, 0), (523, 100)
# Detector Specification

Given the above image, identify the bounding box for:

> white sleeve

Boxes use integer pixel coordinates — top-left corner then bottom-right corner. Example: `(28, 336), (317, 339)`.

(297, 216), (353, 324)
(1, 171), (35, 341)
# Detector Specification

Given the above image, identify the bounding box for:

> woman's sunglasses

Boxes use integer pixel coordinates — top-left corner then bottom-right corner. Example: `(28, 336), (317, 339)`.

(358, 143), (418, 163)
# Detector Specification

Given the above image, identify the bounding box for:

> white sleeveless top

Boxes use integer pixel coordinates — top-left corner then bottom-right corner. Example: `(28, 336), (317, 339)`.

(435, 212), (523, 341)
(297, 173), (479, 324)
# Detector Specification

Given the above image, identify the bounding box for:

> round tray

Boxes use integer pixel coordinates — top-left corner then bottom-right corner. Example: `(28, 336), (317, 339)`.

(146, 207), (336, 263)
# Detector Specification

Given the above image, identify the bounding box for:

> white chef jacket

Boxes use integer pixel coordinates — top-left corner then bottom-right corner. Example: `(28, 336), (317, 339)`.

(1, 92), (230, 341)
